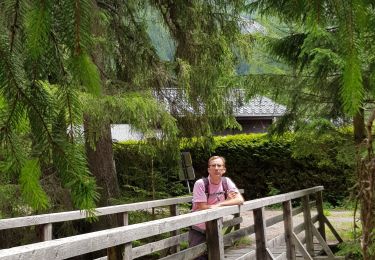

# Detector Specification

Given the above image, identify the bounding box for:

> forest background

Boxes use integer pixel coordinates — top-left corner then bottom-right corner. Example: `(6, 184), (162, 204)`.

(1, 0), (375, 258)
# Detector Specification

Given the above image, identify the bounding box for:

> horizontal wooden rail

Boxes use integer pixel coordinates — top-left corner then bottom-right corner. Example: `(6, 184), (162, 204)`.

(0, 190), (245, 231)
(0, 196), (192, 230)
(0, 186), (323, 260)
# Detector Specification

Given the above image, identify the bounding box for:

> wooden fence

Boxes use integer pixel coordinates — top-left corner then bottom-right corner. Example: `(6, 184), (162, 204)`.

(0, 186), (342, 260)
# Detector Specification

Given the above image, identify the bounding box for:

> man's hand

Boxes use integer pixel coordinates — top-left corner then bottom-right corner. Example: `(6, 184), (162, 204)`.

(227, 191), (238, 200)
(208, 204), (221, 209)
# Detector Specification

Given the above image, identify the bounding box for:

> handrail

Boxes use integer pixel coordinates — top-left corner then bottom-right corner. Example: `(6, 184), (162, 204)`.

(0, 196), (192, 230)
(0, 186), (324, 260)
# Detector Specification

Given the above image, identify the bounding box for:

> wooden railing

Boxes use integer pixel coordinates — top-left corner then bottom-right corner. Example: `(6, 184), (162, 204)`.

(0, 186), (340, 260)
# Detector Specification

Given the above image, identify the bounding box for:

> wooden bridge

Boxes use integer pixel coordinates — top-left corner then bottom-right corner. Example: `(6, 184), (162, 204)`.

(0, 186), (344, 260)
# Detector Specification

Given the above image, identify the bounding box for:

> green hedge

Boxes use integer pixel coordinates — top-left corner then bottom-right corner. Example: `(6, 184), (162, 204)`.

(114, 134), (354, 205)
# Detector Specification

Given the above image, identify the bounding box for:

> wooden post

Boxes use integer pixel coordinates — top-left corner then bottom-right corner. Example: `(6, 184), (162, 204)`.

(36, 223), (52, 241)
(315, 191), (326, 241)
(302, 195), (314, 256)
(283, 200), (296, 260)
(169, 204), (180, 253)
(108, 212), (130, 260)
(234, 213), (240, 230)
(253, 207), (268, 260)
(206, 218), (224, 260)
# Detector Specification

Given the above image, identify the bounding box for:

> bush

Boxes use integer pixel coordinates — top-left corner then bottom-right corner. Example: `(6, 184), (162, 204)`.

(114, 133), (354, 205)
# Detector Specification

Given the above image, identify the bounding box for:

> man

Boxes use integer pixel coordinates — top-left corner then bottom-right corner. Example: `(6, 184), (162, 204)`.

(189, 156), (244, 259)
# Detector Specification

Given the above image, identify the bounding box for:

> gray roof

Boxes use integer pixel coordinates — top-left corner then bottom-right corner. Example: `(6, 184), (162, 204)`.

(155, 88), (286, 118)
(234, 95), (286, 117)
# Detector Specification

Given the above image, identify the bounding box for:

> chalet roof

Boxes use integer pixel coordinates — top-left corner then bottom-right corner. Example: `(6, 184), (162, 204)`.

(155, 88), (286, 118)
(234, 96), (286, 118)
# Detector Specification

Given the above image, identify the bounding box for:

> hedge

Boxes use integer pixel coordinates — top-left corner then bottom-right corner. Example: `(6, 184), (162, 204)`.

(114, 133), (354, 205)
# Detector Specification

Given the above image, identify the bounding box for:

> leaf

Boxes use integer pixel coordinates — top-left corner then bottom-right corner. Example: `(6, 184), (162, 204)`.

(341, 52), (363, 115)
(19, 159), (49, 210)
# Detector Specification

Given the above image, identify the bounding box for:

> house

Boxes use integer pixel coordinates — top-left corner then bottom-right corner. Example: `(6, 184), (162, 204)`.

(109, 90), (286, 141)
(228, 95), (286, 134)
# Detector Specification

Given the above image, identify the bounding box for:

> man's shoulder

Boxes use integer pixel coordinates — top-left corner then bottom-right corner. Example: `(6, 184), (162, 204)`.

(194, 178), (205, 187)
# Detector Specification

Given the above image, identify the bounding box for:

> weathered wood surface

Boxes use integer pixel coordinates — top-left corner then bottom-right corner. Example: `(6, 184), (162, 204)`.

(0, 196), (193, 230)
(0, 186), (327, 260)
(283, 200), (296, 260)
(253, 207), (268, 260)
(132, 233), (188, 258)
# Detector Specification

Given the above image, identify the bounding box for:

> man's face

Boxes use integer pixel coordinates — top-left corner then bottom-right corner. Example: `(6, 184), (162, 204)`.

(208, 158), (226, 179)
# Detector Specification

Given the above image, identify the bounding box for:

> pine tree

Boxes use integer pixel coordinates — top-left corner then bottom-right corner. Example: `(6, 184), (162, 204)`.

(247, 1), (375, 258)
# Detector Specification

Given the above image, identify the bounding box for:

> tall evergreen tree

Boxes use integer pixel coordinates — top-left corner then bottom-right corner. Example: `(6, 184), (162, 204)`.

(247, 1), (375, 258)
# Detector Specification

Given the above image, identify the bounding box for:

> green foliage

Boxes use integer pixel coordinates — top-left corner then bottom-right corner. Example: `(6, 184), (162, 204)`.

(114, 141), (185, 199)
(337, 241), (362, 259)
(19, 159), (49, 210)
(70, 52), (101, 96)
(115, 132), (354, 205)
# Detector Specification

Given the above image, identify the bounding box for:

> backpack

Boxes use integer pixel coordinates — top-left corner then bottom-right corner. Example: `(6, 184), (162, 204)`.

(202, 177), (229, 200)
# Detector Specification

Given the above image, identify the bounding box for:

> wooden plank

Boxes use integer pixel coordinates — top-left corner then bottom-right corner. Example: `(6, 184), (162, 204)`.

(265, 201), (314, 228)
(224, 224), (255, 246)
(322, 215), (343, 243)
(292, 232), (313, 260)
(234, 213), (241, 230)
(315, 191), (326, 241)
(223, 217), (243, 228)
(169, 204), (180, 254)
(230, 249), (256, 260)
(274, 252), (286, 260)
(160, 243), (206, 260)
(266, 248), (276, 259)
(0, 187), (322, 231)
(254, 207), (268, 260)
(282, 200), (296, 260)
(123, 243), (132, 260)
(132, 232), (188, 258)
(311, 223), (334, 257)
(239, 187), (323, 213)
(36, 223), (52, 241)
(313, 256), (345, 259)
(302, 196), (314, 256)
(206, 218), (224, 260)
(0, 187), (325, 260)
(0, 196), (193, 230)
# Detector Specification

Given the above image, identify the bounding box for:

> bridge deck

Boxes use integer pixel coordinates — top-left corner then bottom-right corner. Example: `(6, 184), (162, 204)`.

(224, 242), (325, 260)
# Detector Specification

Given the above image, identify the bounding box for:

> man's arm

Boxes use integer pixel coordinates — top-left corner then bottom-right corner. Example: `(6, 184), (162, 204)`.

(218, 192), (244, 206)
(195, 192), (244, 210)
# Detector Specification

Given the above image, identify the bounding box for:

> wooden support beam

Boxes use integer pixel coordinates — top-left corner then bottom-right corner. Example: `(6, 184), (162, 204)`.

(206, 218), (224, 260)
(123, 243), (132, 260)
(254, 207), (268, 260)
(282, 200), (296, 260)
(311, 222), (335, 258)
(291, 232), (313, 260)
(302, 195), (314, 256)
(266, 248), (276, 260)
(234, 213), (241, 230)
(169, 204), (180, 254)
(36, 223), (52, 241)
(315, 191), (326, 241)
(323, 215), (343, 243)
(108, 212), (130, 260)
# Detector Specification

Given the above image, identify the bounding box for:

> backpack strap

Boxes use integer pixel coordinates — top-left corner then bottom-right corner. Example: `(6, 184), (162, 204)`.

(203, 177), (228, 199)
(222, 177), (228, 200)
(202, 177), (209, 198)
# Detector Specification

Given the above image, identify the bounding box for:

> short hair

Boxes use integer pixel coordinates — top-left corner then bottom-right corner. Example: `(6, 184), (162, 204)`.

(208, 156), (226, 167)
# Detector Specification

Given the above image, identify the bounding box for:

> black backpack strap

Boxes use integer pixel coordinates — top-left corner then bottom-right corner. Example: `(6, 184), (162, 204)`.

(222, 177), (228, 199)
(203, 177), (209, 198)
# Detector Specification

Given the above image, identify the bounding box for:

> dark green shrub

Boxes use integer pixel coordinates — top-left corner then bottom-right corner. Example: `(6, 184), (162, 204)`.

(114, 133), (354, 205)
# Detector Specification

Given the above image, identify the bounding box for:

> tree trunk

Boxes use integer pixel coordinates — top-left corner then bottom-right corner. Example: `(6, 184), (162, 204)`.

(359, 109), (375, 260)
(81, 116), (122, 259)
(353, 107), (366, 144)
(84, 115), (120, 207)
